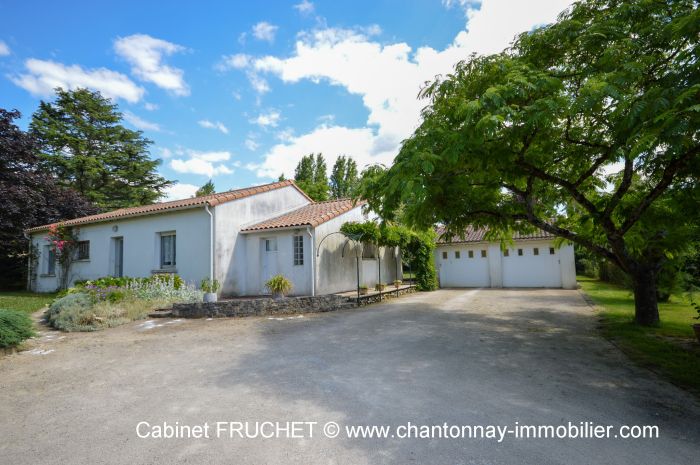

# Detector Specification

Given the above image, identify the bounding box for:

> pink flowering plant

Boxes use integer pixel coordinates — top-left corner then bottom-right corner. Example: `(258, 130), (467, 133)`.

(45, 223), (79, 289)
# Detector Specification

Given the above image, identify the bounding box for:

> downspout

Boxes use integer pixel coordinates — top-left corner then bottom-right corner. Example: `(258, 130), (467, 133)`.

(205, 204), (214, 282)
(23, 231), (31, 291)
(306, 226), (315, 296)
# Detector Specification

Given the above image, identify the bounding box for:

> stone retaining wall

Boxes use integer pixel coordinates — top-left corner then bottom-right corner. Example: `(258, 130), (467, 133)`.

(171, 294), (356, 319)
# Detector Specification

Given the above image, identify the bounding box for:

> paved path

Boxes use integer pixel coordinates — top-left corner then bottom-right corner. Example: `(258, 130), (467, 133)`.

(1, 289), (699, 464)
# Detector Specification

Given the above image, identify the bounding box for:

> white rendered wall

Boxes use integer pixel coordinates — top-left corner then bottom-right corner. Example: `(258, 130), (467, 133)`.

(242, 230), (312, 296)
(435, 239), (576, 289)
(314, 207), (401, 295)
(213, 185), (310, 296)
(30, 208), (210, 292)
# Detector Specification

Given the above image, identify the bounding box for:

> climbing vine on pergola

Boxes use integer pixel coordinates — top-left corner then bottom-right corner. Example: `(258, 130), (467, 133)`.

(340, 221), (437, 291)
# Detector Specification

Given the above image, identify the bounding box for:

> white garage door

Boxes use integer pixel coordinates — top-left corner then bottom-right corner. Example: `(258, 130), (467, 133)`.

(502, 245), (562, 288)
(438, 247), (490, 287)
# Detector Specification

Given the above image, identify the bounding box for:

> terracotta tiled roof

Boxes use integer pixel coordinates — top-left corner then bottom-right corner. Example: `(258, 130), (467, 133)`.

(435, 225), (555, 243)
(242, 198), (366, 232)
(26, 180), (312, 233)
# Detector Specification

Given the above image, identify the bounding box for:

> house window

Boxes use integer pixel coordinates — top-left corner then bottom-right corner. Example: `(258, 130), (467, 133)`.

(468, 250), (474, 258)
(442, 251), (448, 260)
(44, 245), (56, 275)
(518, 248), (523, 256)
(160, 233), (176, 268)
(265, 238), (278, 252)
(549, 247), (555, 255)
(481, 250), (487, 258)
(534, 247), (539, 256)
(455, 251), (461, 259)
(503, 249), (509, 257)
(76, 241), (90, 260)
(293, 235), (304, 266)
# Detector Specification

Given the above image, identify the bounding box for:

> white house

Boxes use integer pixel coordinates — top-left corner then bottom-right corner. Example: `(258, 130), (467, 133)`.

(434, 226), (576, 289)
(27, 180), (400, 296)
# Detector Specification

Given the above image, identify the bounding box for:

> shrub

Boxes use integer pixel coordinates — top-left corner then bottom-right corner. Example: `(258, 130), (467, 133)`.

(0, 309), (36, 348)
(45, 292), (97, 331)
(265, 275), (293, 296)
(200, 278), (221, 293)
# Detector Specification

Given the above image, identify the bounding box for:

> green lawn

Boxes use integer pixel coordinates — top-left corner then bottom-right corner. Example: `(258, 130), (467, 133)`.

(578, 276), (700, 396)
(0, 291), (56, 314)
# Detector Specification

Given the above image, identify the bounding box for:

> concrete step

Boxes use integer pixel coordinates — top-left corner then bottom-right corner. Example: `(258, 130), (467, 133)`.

(148, 310), (173, 318)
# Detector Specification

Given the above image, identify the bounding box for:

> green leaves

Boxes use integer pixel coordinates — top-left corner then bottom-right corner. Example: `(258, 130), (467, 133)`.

(359, 0), (699, 288)
(30, 88), (170, 209)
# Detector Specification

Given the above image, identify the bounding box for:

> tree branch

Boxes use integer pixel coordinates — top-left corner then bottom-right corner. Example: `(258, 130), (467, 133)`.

(620, 145), (700, 234)
(603, 155), (633, 217)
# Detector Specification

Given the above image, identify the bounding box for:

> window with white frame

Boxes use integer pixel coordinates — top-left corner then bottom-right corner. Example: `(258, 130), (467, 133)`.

(44, 245), (56, 275)
(160, 232), (176, 268)
(265, 238), (278, 252)
(293, 235), (304, 266)
(75, 240), (90, 260)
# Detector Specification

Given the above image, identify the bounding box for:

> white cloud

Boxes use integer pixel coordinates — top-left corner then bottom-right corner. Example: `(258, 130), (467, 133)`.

(218, 53), (251, 70)
(245, 138), (259, 151)
(294, 0), (314, 15)
(170, 150), (233, 177)
(244, 0), (573, 178)
(163, 183), (200, 201)
(0, 40), (10, 56)
(250, 125), (385, 178)
(252, 22), (279, 43)
(144, 102), (159, 111)
(114, 34), (189, 96)
(10, 59), (145, 103)
(217, 53), (269, 95)
(198, 119), (229, 134)
(123, 111), (161, 131)
(251, 110), (281, 128)
(158, 147), (173, 158)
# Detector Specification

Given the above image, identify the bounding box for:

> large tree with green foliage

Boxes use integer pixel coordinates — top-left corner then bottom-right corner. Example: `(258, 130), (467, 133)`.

(0, 109), (97, 289)
(30, 88), (171, 210)
(294, 153), (329, 201)
(195, 180), (215, 197)
(360, 0), (700, 326)
(329, 155), (359, 199)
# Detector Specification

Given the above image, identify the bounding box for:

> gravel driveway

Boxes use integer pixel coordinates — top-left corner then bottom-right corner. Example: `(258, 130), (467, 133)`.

(1, 289), (699, 464)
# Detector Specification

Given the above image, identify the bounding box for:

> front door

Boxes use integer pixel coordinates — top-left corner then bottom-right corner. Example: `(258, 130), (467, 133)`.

(112, 237), (124, 277)
(260, 237), (277, 294)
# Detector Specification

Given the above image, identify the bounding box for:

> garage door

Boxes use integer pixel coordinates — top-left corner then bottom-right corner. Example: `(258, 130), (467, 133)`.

(438, 247), (490, 287)
(502, 245), (561, 287)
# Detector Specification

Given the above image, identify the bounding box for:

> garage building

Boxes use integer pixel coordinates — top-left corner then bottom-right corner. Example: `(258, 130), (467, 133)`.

(435, 227), (576, 289)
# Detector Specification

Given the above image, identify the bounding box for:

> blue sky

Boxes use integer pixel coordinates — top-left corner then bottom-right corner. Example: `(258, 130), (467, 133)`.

(0, 0), (572, 200)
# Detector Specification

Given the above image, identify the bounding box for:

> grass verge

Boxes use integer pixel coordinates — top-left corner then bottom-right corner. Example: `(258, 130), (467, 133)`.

(578, 276), (700, 396)
(0, 291), (57, 314)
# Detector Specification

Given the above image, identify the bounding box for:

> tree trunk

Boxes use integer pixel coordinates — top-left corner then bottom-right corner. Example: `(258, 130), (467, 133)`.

(631, 266), (660, 326)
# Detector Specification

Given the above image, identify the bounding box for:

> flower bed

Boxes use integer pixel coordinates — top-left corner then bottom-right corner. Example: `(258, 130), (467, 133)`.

(46, 274), (202, 332)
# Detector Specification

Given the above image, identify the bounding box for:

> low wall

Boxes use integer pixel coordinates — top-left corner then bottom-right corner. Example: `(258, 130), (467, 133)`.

(171, 294), (355, 319)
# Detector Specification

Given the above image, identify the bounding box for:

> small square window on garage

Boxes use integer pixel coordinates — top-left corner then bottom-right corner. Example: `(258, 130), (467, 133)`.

(455, 251), (461, 259)
(534, 247), (539, 256)
(550, 247), (555, 255)
(517, 248), (523, 256)
(442, 251), (448, 259)
(481, 250), (487, 258)
(468, 250), (474, 258)
(503, 249), (509, 257)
